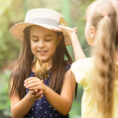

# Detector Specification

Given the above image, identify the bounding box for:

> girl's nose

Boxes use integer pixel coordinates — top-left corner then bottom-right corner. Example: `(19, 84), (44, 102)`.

(38, 40), (44, 48)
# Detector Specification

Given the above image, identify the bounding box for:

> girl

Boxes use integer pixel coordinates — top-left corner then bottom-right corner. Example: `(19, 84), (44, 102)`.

(70, 0), (118, 118)
(9, 8), (85, 118)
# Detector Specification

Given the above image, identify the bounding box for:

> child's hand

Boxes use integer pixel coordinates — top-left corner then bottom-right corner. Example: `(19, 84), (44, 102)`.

(24, 77), (48, 94)
(58, 25), (78, 38)
(50, 25), (77, 38)
(28, 89), (43, 101)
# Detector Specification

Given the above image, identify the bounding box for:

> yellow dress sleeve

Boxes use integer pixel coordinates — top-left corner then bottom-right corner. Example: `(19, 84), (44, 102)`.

(71, 58), (93, 87)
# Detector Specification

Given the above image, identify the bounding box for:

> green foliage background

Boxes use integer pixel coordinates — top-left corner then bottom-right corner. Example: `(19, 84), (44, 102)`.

(0, 0), (94, 117)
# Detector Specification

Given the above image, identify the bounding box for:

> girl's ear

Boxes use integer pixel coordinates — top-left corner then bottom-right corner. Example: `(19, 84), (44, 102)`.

(89, 26), (96, 45)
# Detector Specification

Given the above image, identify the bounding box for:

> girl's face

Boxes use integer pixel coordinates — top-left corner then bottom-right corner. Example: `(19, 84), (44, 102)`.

(30, 26), (59, 64)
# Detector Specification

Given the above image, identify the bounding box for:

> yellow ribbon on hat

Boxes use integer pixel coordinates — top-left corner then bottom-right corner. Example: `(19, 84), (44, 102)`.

(59, 17), (68, 26)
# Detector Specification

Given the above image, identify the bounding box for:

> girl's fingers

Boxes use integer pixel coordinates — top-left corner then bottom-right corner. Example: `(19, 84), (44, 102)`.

(58, 25), (78, 32)
(29, 89), (37, 95)
(41, 80), (44, 83)
(35, 90), (43, 98)
(25, 78), (44, 85)
(35, 94), (43, 100)
(34, 89), (38, 92)
(29, 86), (43, 90)
(24, 78), (45, 92)
(33, 90), (43, 100)
(24, 80), (37, 87)
(58, 25), (71, 30)
(24, 77), (39, 83)
(24, 78), (41, 86)
(32, 89), (39, 94)
(25, 82), (41, 88)
(73, 27), (78, 32)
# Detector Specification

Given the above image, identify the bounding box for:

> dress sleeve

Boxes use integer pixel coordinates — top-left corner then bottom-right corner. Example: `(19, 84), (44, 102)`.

(71, 58), (92, 87)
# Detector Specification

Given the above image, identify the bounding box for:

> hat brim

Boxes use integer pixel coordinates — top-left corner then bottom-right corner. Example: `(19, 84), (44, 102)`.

(9, 22), (71, 46)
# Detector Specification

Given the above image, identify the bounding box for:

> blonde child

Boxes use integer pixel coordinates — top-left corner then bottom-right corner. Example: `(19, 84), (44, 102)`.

(70, 0), (118, 118)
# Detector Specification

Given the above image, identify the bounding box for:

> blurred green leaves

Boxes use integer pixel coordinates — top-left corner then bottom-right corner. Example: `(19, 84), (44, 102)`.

(0, 70), (11, 117)
(0, 0), (21, 68)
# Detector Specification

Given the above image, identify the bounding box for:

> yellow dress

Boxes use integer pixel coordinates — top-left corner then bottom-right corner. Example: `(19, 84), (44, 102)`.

(71, 57), (118, 118)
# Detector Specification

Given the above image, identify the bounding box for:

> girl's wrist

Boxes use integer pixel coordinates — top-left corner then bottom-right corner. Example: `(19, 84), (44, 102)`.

(43, 85), (50, 95)
(26, 92), (36, 103)
(69, 32), (77, 39)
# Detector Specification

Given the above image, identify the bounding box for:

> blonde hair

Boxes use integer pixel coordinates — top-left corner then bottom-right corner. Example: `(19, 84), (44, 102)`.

(87, 0), (118, 118)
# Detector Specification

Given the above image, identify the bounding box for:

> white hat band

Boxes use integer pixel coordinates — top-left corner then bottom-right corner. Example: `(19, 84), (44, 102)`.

(25, 18), (59, 27)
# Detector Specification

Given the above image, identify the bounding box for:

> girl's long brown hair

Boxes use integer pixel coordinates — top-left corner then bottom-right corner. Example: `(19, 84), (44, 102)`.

(9, 27), (34, 99)
(9, 26), (76, 99)
(87, 0), (118, 118)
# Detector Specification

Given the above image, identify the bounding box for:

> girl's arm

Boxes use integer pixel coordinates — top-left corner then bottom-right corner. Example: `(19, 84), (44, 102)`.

(70, 31), (86, 61)
(45, 69), (76, 115)
(59, 26), (86, 61)
(24, 69), (76, 115)
(10, 79), (43, 118)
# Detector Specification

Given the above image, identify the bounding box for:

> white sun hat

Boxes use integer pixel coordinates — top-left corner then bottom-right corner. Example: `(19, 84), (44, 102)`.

(9, 8), (71, 46)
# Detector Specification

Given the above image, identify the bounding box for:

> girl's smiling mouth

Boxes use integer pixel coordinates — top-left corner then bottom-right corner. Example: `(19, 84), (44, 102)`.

(37, 50), (48, 55)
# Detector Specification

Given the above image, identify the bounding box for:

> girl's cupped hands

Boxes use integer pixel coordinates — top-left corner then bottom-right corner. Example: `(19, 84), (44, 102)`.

(24, 77), (48, 94)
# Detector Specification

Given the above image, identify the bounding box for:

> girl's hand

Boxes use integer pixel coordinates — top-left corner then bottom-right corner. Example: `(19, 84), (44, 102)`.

(27, 89), (43, 102)
(50, 25), (77, 39)
(58, 25), (78, 38)
(24, 77), (48, 94)
(58, 26), (85, 60)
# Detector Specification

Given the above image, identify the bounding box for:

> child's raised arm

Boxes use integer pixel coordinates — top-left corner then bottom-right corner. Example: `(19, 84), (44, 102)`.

(59, 26), (86, 61)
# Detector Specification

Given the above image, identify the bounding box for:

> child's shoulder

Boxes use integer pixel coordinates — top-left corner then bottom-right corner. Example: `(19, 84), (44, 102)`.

(71, 57), (94, 69)
(71, 57), (94, 85)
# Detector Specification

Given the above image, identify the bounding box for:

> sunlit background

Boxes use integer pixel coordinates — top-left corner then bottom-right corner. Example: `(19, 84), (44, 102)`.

(0, 0), (94, 118)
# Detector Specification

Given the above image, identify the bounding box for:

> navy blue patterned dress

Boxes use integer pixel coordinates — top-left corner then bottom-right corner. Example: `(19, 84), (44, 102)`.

(24, 65), (70, 118)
